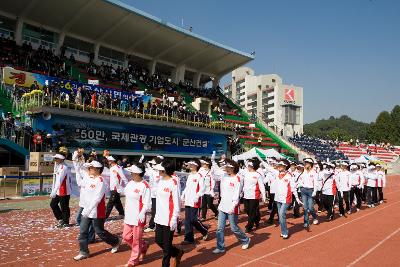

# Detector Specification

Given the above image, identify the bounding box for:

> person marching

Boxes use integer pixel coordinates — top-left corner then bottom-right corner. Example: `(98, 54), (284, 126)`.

(242, 158), (266, 232)
(320, 162), (337, 221)
(106, 156), (129, 219)
(364, 163), (378, 208)
(349, 163), (363, 212)
(336, 162), (351, 216)
(213, 159), (250, 254)
(122, 163), (151, 267)
(73, 160), (121, 261)
(144, 156), (163, 233)
(73, 149), (95, 243)
(152, 160), (184, 267)
(50, 153), (72, 228)
(298, 158), (319, 228)
(199, 159), (219, 221)
(264, 158), (279, 225)
(274, 159), (302, 239)
(292, 163), (304, 218)
(180, 159), (209, 245)
(376, 164), (386, 204)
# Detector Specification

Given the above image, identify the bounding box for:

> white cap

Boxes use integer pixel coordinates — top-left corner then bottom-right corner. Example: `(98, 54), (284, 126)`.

(277, 160), (288, 167)
(350, 164), (358, 170)
(148, 159), (156, 165)
(153, 164), (165, 171)
(106, 156), (116, 161)
(199, 159), (210, 165)
(84, 160), (103, 168)
(52, 154), (65, 160)
(225, 163), (235, 168)
(341, 162), (349, 166)
(297, 164), (304, 168)
(125, 165), (143, 174)
(304, 158), (314, 164)
(156, 155), (164, 160)
(247, 161), (254, 167)
(187, 161), (199, 166)
(376, 164), (382, 168)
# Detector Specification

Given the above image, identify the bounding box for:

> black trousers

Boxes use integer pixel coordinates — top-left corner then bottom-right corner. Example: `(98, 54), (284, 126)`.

(293, 192), (301, 217)
(201, 194), (218, 219)
(372, 187), (378, 204)
(184, 206), (208, 242)
(267, 191), (274, 210)
(378, 187), (384, 202)
(244, 199), (260, 231)
(338, 191), (350, 215)
(78, 217), (119, 255)
(366, 186), (377, 205)
(50, 195), (70, 224)
(321, 194), (335, 219)
(316, 191), (323, 212)
(148, 198), (156, 229)
(105, 191), (124, 218)
(268, 194), (278, 221)
(350, 187), (362, 210)
(155, 224), (179, 267)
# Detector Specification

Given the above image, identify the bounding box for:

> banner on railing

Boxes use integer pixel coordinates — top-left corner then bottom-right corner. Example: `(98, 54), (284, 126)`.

(33, 113), (227, 156)
(2, 67), (148, 101)
(22, 178), (41, 196)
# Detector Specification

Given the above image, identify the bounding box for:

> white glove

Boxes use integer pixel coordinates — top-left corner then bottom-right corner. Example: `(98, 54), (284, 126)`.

(296, 198), (303, 206)
(211, 151), (216, 161)
(170, 220), (177, 231)
(312, 191), (316, 197)
(81, 208), (90, 218)
(50, 192), (56, 198)
(180, 195), (185, 202)
(138, 212), (146, 223)
(139, 155), (144, 163)
(262, 197), (267, 203)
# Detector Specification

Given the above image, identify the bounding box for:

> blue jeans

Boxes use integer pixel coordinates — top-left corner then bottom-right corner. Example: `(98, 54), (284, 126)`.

(301, 187), (317, 225)
(216, 211), (249, 250)
(276, 202), (288, 236)
(76, 207), (95, 242)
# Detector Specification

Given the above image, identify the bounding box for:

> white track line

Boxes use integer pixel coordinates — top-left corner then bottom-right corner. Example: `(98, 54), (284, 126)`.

(237, 199), (400, 267)
(347, 227), (400, 266)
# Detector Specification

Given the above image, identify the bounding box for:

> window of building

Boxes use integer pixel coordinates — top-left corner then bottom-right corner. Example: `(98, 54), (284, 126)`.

(284, 106), (300, 125)
(272, 79), (276, 82)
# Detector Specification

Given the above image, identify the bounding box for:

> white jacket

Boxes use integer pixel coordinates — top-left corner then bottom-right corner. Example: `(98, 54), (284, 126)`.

(365, 169), (378, 188)
(154, 178), (180, 227)
(242, 170), (266, 201)
(81, 176), (107, 219)
(109, 164), (128, 193)
(336, 170), (351, 192)
(350, 171), (364, 188)
(320, 170), (337, 196)
(377, 170), (386, 188)
(298, 169), (318, 191)
(123, 180), (151, 226)
(181, 172), (204, 208)
(51, 163), (71, 197)
(274, 171), (299, 204)
(218, 174), (242, 214)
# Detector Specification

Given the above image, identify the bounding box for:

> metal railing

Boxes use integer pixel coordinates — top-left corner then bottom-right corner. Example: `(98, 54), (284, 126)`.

(7, 89), (235, 132)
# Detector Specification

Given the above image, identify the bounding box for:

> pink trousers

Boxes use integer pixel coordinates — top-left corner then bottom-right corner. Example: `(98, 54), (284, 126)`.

(122, 224), (148, 265)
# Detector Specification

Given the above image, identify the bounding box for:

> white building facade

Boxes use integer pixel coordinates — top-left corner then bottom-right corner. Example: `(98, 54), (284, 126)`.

(224, 67), (303, 137)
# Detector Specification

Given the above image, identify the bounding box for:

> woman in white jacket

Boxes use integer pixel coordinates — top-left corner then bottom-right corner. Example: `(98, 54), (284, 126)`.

(199, 159), (219, 220)
(74, 160), (121, 261)
(274, 159), (301, 239)
(122, 163), (151, 267)
(213, 159), (251, 254)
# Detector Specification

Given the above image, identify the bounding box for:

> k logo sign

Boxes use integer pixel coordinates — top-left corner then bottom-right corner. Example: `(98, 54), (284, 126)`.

(284, 89), (296, 104)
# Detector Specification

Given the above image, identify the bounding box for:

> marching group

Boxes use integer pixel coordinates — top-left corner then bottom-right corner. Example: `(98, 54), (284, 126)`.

(48, 150), (387, 267)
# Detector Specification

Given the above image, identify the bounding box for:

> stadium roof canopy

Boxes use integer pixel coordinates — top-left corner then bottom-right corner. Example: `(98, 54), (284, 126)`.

(0, 0), (254, 79)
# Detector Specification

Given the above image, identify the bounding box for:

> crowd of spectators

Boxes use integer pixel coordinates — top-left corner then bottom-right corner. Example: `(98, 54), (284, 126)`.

(0, 35), (71, 79)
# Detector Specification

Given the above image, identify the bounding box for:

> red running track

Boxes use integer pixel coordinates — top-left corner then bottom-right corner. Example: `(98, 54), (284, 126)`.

(1, 175), (399, 267)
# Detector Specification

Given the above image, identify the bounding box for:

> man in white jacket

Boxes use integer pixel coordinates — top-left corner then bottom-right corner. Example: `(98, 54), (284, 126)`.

(50, 154), (72, 227)
(336, 162), (351, 216)
(376, 164), (386, 204)
(105, 156), (129, 219)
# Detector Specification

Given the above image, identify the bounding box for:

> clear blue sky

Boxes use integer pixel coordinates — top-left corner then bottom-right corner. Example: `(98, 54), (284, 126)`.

(121, 0), (400, 123)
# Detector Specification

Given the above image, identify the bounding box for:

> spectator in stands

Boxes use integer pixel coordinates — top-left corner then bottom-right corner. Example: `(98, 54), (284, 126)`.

(75, 87), (83, 105)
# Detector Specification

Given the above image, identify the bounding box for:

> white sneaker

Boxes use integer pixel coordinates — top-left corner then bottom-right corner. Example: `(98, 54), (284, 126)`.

(212, 248), (225, 254)
(347, 211), (351, 215)
(202, 233), (209, 241)
(241, 238), (251, 250)
(317, 210), (321, 214)
(73, 254), (89, 261)
(380, 200), (384, 204)
(282, 234), (289, 239)
(356, 208), (360, 212)
(313, 219), (319, 225)
(367, 205), (372, 208)
(111, 237), (122, 253)
(144, 227), (155, 233)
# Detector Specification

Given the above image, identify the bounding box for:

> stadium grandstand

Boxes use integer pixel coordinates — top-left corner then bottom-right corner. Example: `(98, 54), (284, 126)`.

(0, 0), (299, 167)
